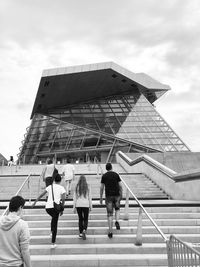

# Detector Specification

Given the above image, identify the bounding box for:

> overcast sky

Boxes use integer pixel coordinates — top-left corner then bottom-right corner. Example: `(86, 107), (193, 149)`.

(0, 0), (200, 160)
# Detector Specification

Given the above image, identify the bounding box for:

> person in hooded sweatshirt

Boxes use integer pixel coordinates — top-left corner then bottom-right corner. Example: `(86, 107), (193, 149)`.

(0, 195), (31, 267)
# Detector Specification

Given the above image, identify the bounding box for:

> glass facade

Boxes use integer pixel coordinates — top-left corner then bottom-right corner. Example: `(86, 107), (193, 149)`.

(19, 91), (190, 164)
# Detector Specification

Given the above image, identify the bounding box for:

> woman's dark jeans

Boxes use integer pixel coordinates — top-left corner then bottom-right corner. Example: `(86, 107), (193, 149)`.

(76, 207), (89, 233)
(46, 208), (59, 243)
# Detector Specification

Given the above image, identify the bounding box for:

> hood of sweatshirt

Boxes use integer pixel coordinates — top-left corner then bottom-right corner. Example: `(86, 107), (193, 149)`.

(0, 213), (20, 231)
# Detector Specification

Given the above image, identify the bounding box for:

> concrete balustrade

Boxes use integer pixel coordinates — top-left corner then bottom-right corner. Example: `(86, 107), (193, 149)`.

(117, 151), (200, 201)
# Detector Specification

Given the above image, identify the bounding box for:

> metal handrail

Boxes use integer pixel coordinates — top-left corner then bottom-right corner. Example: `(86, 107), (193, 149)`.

(94, 156), (103, 176)
(120, 176), (168, 243)
(1, 174), (32, 216)
(168, 234), (200, 266)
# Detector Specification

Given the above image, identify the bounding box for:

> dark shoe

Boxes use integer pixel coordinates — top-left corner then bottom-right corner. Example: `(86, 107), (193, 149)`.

(115, 221), (120, 230)
(82, 230), (86, 240)
(108, 232), (113, 238)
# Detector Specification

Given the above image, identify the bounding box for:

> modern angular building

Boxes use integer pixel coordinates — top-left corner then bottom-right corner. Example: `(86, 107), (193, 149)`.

(18, 62), (190, 164)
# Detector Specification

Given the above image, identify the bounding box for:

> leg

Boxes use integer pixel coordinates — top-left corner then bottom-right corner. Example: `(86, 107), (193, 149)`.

(115, 209), (120, 221)
(114, 196), (121, 230)
(68, 180), (72, 194)
(105, 196), (114, 238)
(81, 207), (89, 240)
(107, 215), (113, 233)
(46, 208), (59, 244)
(65, 180), (69, 195)
(76, 207), (84, 234)
(82, 207), (89, 231)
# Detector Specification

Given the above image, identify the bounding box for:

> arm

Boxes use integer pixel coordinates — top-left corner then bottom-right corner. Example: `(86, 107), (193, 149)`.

(59, 192), (66, 216)
(32, 190), (47, 207)
(72, 166), (75, 180)
(73, 192), (77, 213)
(20, 223), (32, 267)
(100, 183), (104, 205)
(21, 249), (31, 267)
(89, 186), (92, 211)
(61, 192), (66, 206)
(118, 181), (123, 199)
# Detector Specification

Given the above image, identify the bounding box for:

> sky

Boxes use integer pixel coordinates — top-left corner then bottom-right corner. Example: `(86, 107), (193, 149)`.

(0, 0), (200, 161)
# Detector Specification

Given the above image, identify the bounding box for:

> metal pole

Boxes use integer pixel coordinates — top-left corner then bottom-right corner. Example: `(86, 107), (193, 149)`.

(166, 239), (173, 267)
(123, 189), (129, 220)
(28, 176), (31, 204)
(135, 207), (143, 246)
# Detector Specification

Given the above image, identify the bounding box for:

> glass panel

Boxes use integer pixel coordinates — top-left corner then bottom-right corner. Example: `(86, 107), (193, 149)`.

(39, 142), (51, 152)
(19, 90), (190, 164)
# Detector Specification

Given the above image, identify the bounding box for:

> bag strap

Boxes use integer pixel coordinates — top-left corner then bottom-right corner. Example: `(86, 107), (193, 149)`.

(51, 184), (55, 202)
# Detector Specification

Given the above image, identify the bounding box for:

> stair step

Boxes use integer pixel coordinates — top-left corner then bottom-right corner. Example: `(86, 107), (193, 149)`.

(30, 243), (167, 255)
(23, 212), (200, 221)
(26, 218), (200, 227)
(23, 206), (200, 214)
(30, 233), (200, 244)
(31, 253), (167, 267)
(29, 225), (200, 235)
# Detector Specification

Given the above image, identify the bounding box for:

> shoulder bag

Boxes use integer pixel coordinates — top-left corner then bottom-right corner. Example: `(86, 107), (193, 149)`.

(51, 184), (64, 214)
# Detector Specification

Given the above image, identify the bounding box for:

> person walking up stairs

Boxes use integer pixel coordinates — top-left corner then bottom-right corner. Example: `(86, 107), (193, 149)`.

(100, 162), (123, 238)
(73, 175), (92, 240)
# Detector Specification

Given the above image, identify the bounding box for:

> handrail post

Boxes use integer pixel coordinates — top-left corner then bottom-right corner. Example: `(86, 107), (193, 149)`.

(28, 176), (32, 204)
(123, 188), (129, 220)
(166, 239), (173, 267)
(38, 174), (41, 196)
(135, 207), (143, 246)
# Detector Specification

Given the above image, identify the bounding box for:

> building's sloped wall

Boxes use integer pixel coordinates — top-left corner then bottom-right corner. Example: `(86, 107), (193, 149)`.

(18, 91), (190, 164)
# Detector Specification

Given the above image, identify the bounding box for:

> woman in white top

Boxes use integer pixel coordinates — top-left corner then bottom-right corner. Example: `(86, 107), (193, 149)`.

(73, 175), (92, 240)
(32, 173), (66, 248)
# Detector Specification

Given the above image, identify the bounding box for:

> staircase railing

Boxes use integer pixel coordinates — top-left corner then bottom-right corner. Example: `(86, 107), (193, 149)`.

(167, 235), (200, 266)
(120, 176), (200, 266)
(2, 174), (33, 216)
(120, 176), (168, 245)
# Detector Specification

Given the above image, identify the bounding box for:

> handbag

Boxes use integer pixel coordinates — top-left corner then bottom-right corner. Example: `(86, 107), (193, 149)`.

(51, 184), (64, 213)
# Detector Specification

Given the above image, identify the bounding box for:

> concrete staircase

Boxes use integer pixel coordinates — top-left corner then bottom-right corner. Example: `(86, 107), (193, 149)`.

(0, 173), (168, 201)
(24, 204), (200, 267)
(1, 163), (200, 266)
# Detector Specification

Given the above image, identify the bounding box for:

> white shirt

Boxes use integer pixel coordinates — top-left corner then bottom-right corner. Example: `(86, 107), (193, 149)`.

(62, 164), (75, 180)
(73, 186), (92, 209)
(45, 183), (66, 209)
(43, 163), (55, 178)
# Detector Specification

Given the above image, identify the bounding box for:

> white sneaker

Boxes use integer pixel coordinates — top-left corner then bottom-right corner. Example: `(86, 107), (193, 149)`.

(78, 233), (83, 239)
(51, 243), (57, 249)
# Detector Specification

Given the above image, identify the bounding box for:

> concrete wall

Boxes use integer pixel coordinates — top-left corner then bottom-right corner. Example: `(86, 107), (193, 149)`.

(125, 152), (200, 173)
(116, 152), (200, 201)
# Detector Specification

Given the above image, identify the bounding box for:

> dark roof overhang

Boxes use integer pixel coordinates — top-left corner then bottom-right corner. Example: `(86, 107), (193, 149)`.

(31, 62), (170, 119)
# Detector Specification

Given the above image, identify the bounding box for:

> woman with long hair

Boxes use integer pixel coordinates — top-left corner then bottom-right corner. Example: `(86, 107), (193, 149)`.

(73, 175), (92, 240)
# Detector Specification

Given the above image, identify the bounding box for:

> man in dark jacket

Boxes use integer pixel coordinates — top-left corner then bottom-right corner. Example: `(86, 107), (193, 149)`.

(100, 162), (122, 238)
